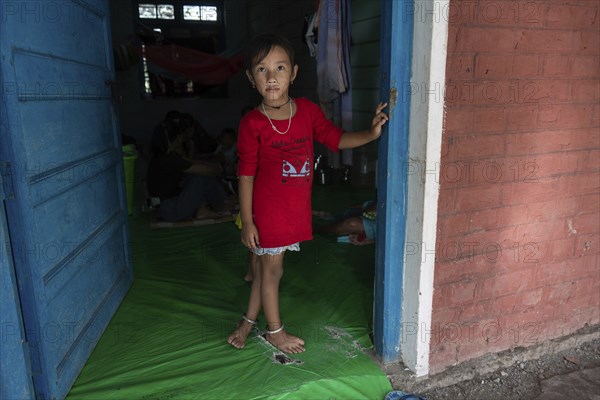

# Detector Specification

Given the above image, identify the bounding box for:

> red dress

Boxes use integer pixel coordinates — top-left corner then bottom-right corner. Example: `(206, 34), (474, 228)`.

(237, 98), (343, 248)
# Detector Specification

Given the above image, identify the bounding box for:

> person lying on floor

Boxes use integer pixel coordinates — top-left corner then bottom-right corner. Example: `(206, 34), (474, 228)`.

(313, 200), (377, 245)
(243, 200), (376, 282)
(146, 112), (226, 222)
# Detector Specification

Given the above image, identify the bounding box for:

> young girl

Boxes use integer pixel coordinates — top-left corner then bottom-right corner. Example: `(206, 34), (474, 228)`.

(227, 33), (388, 354)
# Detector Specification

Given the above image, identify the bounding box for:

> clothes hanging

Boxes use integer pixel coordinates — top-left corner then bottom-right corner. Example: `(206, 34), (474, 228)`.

(138, 44), (245, 86)
(315, 0), (353, 166)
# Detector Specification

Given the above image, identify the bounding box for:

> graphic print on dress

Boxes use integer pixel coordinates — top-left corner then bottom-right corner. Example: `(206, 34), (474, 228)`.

(280, 140), (312, 185)
(282, 159), (311, 177)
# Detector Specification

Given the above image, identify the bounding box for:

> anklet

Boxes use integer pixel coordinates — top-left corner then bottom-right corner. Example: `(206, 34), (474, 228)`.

(242, 314), (257, 325)
(265, 324), (284, 335)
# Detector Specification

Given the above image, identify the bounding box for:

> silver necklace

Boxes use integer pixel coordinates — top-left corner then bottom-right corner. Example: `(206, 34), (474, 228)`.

(262, 99), (292, 135)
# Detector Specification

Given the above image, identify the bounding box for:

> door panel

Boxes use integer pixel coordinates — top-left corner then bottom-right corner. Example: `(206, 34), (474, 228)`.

(0, 1), (133, 398)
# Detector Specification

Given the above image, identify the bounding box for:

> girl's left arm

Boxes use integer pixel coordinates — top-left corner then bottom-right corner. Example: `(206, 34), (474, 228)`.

(338, 102), (388, 149)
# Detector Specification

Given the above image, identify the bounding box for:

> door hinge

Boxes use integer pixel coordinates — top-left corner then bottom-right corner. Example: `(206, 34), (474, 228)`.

(1, 161), (15, 201)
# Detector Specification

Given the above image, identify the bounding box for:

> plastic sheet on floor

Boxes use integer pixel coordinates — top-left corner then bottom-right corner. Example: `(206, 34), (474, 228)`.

(67, 186), (391, 400)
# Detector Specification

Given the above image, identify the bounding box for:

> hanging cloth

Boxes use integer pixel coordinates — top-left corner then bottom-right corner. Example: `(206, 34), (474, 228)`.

(315, 0), (353, 166)
(140, 44), (245, 86)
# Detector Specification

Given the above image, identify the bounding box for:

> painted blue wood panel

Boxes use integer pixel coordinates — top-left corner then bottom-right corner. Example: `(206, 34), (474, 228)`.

(0, 1), (133, 398)
(1, 103), (35, 400)
(374, 0), (414, 363)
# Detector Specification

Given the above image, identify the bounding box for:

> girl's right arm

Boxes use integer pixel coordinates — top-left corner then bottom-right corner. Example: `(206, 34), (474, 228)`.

(239, 175), (260, 249)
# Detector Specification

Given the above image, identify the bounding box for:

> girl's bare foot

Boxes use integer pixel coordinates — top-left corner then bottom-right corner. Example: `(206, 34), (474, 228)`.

(227, 317), (256, 349)
(264, 325), (305, 354)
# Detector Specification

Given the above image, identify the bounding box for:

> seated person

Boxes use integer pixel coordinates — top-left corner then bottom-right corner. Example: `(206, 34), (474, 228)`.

(165, 110), (218, 158)
(147, 112), (226, 222)
(213, 128), (238, 194)
(313, 200), (377, 245)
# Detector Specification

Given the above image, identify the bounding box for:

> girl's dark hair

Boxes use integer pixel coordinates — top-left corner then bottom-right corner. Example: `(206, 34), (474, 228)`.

(245, 33), (295, 70)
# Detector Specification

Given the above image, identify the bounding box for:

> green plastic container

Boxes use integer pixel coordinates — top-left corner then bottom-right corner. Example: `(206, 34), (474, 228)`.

(122, 145), (137, 215)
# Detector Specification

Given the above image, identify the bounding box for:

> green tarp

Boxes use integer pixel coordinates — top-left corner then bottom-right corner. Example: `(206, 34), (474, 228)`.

(67, 186), (392, 399)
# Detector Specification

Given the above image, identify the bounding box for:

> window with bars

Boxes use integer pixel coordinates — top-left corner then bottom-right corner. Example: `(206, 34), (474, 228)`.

(136, 1), (226, 98)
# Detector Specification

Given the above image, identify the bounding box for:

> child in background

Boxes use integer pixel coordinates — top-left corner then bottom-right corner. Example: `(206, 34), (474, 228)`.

(214, 128), (238, 178)
(227, 33), (388, 354)
(147, 112), (225, 222)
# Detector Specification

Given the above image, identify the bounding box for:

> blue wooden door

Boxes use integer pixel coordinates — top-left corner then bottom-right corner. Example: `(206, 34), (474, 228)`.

(374, 0), (414, 363)
(0, 1), (133, 398)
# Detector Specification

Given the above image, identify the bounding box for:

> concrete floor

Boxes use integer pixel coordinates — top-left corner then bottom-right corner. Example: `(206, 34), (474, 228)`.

(380, 326), (600, 400)
(534, 367), (600, 400)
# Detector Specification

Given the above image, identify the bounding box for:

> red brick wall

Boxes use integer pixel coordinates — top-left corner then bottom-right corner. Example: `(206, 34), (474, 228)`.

(431, 0), (599, 374)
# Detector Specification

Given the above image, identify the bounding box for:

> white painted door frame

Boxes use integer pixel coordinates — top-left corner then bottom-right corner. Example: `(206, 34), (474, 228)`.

(374, 0), (448, 377)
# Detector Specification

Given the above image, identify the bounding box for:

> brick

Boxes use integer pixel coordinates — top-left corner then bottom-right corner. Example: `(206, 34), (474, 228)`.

(512, 55), (541, 77)
(539, 104), (594, 130)
(474, 1), (544, 28)
(469, 81), (546, 105)
(446, 54), (475, 80)
(528, 79), (571, 103)
(514, 29), (573, 53)
(460, 225), (520, 256)
(457, 27), (521, 53)
(435, 254), (495, 284)
(456, 184), (504, 211)
(534, 151), (583, 177)
(538, 259), (591, 287)
(527, 197), (580, 222)
(571, 56), (600, 78)
(436, 237), (468, 263)
(432, 287), (446, 310)
(437, 213), (470, 238)
(473, 107), (506, 132)
(572, 4), (599, 29)
(579, 194), (600, 214)
(507, 105), (539, 131)
(523, 240), (549, 265)
(494, 289), (546, 317)
(521, 288), (544, 307)
(546, 282), (580, 311)
(573, 252), (600, 276)
(444, 106), (473, 134)
(564, 172), (600, 195)
(506, 128), (600, 156)
(457, 301), (490, 322)
(491, 293), (521, 315)
(475, 55), (510, 79)
(517, 219), (570, 242)
(574, 30), (600, 55)
(504, 177), (563, 205)
(545, 4), (575, 29)
(446, 24), (460, 54)
(571, 212), (600, 235)
(448, 281), (478, 304)
(440, 136), (452, 160)
(492, 268), (535, 296)
(582, 149), (600, 172)
(593, 104), (600, 126)
(475, 54), (540, 79)
(543, 55), (570, 76)
(571, 79), (600, 102)
(437, 188), (457, 215)
(575, 232), (599, 257)
(549, 237), (576, 262)
(453, 134), (505, 160)
(499, 310), (550, 342)
(564, 308), (600, 330)
(469, 204), (528, 231)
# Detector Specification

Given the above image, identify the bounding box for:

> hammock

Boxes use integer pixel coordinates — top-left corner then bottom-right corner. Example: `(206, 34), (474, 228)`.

(141, 44), (245, 86)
